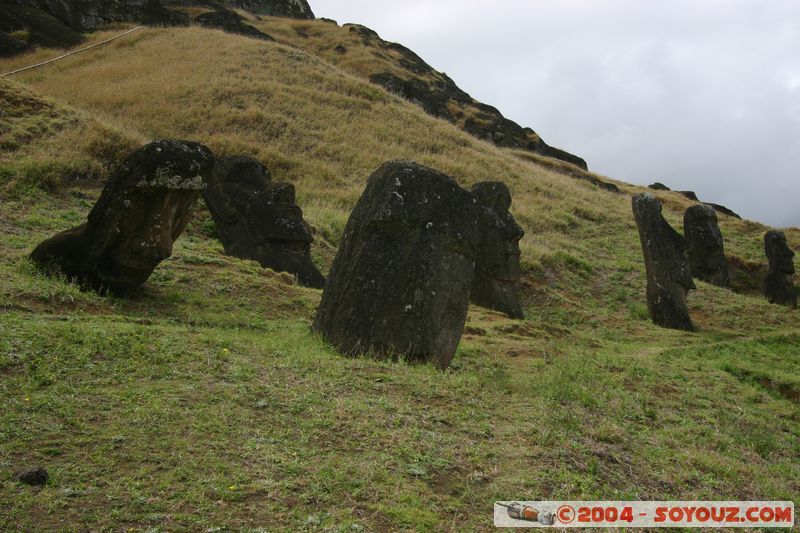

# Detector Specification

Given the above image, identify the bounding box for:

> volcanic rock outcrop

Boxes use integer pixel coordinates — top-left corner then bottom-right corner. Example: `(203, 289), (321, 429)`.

(226, 0), (314, 18)
(470, 181), (525, 318)
(194, 9), (273, 40)
(763, 230), (797, 308)
(345, 24), (586, 169)
(30, 140), (213, 294)
(202, 155), (324, 288)
(313, 161), (480, 369)
(632, 193), (695, 331)
(683, 204), (729, 287)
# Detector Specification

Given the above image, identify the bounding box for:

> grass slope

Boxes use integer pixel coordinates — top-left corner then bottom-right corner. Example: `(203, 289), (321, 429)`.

(0, 25), (798, 531)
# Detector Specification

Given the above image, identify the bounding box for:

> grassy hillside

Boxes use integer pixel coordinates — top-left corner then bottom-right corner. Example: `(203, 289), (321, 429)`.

(0, 24), (799, 531)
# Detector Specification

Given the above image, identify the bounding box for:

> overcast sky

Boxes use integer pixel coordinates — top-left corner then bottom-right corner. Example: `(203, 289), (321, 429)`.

(312, 0), (800, 227)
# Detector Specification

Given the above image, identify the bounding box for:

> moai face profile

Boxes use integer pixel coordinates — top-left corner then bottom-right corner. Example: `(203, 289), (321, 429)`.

(30, 140), (214, 294)
(765, 231), (796, 274)
(763, 230), (797, 308)
(470, 181), (525, 318)
(313, 161), (480, 370)
(632, 193), (695, 331)
(203, 156), (324, 288)
(683, 203), (730, 287)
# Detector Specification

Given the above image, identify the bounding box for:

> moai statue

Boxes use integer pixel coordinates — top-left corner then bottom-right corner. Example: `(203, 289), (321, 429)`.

(632, 193), (695, 331)
(203, 155), (324, 288)
(313, 161), (480, 369)
(763, 230), (797, 308)
(470, 181), (525, 318)
(683, 204), (730, 287)
(30, 140), (214, 294)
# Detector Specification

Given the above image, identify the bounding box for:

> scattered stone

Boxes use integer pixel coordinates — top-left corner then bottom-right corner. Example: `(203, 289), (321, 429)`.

(632, 193), (695, 331)
(16, 467), (48, 486)
(678, 191), (699, 201)
(195, 10), (274, 41)
(705, 202), (741, 219)
(319, 17), (338, 25)
(683, 204), (730, 287)
(763, 230), (797, 308)
(30, 140), (214, 294)
(470, 182), (525, 318)
(648, 182), (670, 191)
(202, 155), (324, 288)
(313, 161), (480, 369)
(334, 44), (347, 54)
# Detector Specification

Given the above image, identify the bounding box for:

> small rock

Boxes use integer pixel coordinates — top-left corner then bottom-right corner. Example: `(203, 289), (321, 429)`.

(648, 182), (671, 191)
(16, 467), (48, 486)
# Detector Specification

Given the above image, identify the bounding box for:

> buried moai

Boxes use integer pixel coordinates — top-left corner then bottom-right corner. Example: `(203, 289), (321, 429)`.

(632, 193), (695, 331)
(763, 230), (797, 308)
(313, 161), (481, 369)
(683, 204), (730, 287)
(30, 140), (214, 294)
(470, 181), (525, 319)
(202, 156), (325, 288)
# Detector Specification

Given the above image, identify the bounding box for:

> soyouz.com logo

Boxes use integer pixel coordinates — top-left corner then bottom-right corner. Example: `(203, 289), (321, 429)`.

(493, 501), (795, 528)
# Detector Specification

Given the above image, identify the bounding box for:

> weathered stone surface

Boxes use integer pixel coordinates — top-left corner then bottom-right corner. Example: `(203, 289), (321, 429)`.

(313, 161), (480, 369)
(678, 190), (699, 201)
(195, 9), (273, 40)
(632, 193), (695, 331)
(0, 2), (84, 49)
(225, 0), (314, 19)
(16, 467), (48, 486)
(763, 230), (797, 308)
(683, 204), (729, 287)
(30, 140), (213, 293)
(0, 30), (28, 56)
(202, 155), (324, 288)
(470, 181), (525, 318)
(705, 202), (741, 219)
(648, 182), (670, 191)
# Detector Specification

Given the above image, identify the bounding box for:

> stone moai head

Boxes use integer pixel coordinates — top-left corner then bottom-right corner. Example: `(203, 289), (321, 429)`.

(765, 230), (795, 274)
(632, 193), (695, 331)
(683, 203), (729, 287)
(470, 181), (525, 318)
(30, 140), (214, 293)
(203, 155), (324, 288)
(313, 161), (480, 369)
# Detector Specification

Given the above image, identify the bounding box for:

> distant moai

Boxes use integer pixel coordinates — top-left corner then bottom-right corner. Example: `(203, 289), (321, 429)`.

(202, 155), (325, 288)
(763, 230), (797, 308)
(313, 161), (480, 369)
(30, 140), (214, 294)
(683, 204), (730, 287)
(470, 181), (525, 319)
(632, 193), (695, 331)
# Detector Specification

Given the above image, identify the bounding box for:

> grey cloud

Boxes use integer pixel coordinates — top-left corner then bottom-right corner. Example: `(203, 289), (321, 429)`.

(313, 0), (800, 227)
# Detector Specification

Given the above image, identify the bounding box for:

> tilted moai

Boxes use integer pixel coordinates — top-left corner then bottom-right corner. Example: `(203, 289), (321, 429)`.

(632, 193), (695, 331)
(470, 181), (525, 318)
(763, 230), (797, 308)
(683, 204), (730, 287)
(313, 161), (480, 369)
(30, 140), (214, 293)
(202, 155), (325, 288)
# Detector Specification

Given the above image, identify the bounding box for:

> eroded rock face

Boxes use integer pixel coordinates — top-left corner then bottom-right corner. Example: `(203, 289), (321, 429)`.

(313, 161), (480, 369)
(763, 230), (797, 308)
(470, 181), (525, 318)
(30, 140), (213, 293)
(194, 9), (274, 40)
(202, 155), (324, 288)
(684, 204), (729, 287)
(226, 0), (314, 19)
(632, 193), (695, 331)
